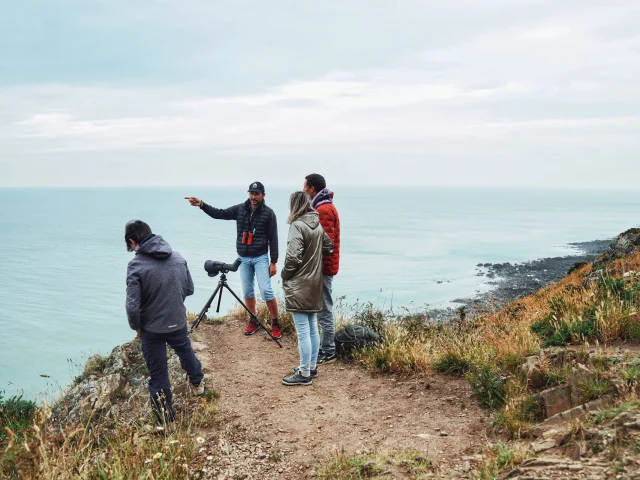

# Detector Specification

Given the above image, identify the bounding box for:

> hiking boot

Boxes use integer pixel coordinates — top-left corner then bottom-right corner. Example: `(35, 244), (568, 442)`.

(282, 371), (313, 386)
(317, 351), (337, 365)
(190, 379), (205, 397)
(271, 319), (282, 339)
(294, 366), (318, 378)
(244, 318), (260, 335)
(188, 373), (211, 397)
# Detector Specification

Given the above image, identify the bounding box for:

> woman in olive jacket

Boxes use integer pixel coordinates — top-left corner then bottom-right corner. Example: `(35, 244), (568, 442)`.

(281, 191), (334, 386)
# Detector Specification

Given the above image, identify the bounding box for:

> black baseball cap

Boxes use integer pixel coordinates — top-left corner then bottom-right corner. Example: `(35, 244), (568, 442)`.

(248, 181), (265, 193)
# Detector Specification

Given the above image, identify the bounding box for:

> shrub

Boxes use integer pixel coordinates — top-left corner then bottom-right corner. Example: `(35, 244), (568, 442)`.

(621, 364), (640, 383)
(581, 377), (614, 402)
(352, 302), (388, 335)
(83, 354), (108, 378)
(1, 389), (217, 478)
(624, 315), (640, 340)
(466, 364), (507, 410)
(494, 394), (545, 437)
(531, 314), (599, 347)
(433, 351), (472, 376)
(0, 393), (36, 444)
(543, 365), (569, 387)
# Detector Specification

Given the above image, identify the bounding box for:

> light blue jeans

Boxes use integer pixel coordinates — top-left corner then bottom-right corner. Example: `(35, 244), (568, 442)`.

(238, 254), (275, 302)
(293, 312), (320, 375)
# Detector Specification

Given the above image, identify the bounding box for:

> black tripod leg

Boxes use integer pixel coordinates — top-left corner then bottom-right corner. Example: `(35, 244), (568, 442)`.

(215, 280), (224, 313)
(223, 284), (283, 348)
(189, 282), (223, 333)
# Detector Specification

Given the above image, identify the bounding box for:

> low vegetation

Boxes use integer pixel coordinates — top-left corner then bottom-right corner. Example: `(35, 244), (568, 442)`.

(1, 378), (221, 479)
(311, 449), (433, 479)
(7, 232), (640, 478)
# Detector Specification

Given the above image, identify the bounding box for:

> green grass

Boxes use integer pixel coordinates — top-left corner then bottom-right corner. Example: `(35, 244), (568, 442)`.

(581, 377), (615, 402)
(1, 391), (217, 479)
(0, 392), (36, 444)
(621, 364), (640, 382)
(587, 401), (638, 425)
(82, 354), (109, 377)
(202, 388), (221, 401)
(466, 364), (507, 410)
(433, 351), (472, 375)
(312, 453), (388, 479)
(311, 451), (432, 480)
(477, 442), (527, 480)
(543, 364), (569, 387)
(494, 394), (545, 437)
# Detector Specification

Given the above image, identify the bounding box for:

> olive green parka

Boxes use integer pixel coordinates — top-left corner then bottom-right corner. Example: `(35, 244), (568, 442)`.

(281, 212), (334, 312)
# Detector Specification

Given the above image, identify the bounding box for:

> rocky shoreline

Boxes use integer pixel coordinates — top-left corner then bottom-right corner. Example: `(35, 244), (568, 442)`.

(427, 239), (612, 321)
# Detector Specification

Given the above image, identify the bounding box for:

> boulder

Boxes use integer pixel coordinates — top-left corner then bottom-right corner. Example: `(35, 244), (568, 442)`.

(54, 338), (194, 426)
(527, 367), (547, 390)
(541, 386), (572, 418)
(531, 439), (556, 453)
(569, 364), (596, 406)
(594, 228), (640, 269)
(521, 356), (546, 390)
(613, 411), (637, 426)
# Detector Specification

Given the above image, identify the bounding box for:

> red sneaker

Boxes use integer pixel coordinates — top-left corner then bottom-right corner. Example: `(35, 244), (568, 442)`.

(244, 319), (260, 336)
(271, 320), (282, 339)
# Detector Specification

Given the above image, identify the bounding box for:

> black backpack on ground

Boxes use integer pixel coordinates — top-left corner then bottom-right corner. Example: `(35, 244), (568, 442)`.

(335, 325), (381, 356)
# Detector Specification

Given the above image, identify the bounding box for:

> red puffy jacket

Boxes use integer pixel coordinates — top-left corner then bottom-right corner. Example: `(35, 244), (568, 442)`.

(316, 202), (340, 275)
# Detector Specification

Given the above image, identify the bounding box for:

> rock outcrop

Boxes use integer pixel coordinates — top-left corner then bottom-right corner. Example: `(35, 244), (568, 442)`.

(54, 339), (193, 425)
(595, 228), (640, 268)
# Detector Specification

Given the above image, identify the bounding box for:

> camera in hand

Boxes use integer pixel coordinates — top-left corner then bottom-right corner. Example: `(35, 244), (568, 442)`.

(203, 258), (241, 277)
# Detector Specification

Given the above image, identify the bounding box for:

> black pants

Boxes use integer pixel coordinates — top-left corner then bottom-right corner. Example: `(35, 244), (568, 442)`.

(140, 326), (204, 423)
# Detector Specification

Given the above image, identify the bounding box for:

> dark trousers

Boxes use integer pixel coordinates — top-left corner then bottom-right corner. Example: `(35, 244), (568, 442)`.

(140, 326), (204, 424)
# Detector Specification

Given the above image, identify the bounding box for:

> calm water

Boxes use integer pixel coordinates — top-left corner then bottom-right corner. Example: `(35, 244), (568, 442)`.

(1, 187), (639, 398)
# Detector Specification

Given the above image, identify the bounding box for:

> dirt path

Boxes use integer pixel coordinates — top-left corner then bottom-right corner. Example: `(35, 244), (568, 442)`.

(190, 319), (490, 478)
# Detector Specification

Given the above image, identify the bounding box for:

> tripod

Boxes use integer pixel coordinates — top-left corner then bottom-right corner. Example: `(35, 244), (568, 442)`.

(189, 272), (283, 348)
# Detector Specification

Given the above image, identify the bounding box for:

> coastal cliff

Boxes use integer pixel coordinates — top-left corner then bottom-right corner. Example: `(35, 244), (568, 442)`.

(4, 229), (640, 479)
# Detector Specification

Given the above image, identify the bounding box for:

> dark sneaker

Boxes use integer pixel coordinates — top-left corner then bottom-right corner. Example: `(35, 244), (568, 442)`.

(282, 371), (313, 386)
(317, 351), (337, 365)
(294, 366), (318, 378)
(271, 320), (282, 339)
(244, 319), (260, 335)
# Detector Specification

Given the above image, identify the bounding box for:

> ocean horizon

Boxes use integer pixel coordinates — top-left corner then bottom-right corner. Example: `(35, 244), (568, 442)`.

(1, 186), (639, 399)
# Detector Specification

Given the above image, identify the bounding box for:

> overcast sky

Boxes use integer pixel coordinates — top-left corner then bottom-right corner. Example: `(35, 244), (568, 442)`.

(1, 0), (639, 187)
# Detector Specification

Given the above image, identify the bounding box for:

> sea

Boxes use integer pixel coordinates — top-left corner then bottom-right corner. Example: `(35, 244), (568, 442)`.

(1, 187), (639, 400)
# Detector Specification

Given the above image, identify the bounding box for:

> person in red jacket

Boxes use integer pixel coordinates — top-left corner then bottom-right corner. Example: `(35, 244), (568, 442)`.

(303, 173), (341, 364)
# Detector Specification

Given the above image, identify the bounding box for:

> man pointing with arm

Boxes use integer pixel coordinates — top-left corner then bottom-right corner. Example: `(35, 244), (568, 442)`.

(185, 182), (282, 338)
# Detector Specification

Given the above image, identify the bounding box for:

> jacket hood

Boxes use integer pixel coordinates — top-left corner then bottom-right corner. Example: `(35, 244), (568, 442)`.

(312, 188), (334, 209)
(137, 234), (173, 259)
(298, 211), (320, 229)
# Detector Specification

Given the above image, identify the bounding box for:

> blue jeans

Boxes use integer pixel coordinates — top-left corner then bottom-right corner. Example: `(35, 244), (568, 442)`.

(140, 326), (203, 424)
(293, 312), (320, 375)
(238, 254), (275, 301)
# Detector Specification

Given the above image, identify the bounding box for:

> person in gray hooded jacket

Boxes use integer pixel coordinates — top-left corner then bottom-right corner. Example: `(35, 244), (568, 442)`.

(281, 192), (333, 386)
(125, 220), (205, 426)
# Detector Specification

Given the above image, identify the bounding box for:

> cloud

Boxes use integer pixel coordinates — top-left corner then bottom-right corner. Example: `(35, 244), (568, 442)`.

(1, 0), (639, 186)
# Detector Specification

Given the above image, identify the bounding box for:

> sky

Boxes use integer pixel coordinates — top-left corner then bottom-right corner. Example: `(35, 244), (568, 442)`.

(1, 0), (639, 188)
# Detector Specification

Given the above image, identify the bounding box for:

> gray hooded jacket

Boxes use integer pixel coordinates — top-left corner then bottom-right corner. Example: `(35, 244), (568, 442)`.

(281, 212), (333, 312)
(126, 235), (194, 333)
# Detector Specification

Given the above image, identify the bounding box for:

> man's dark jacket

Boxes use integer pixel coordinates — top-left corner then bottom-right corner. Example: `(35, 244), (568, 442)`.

(126, 234), (194, 333)
(200, 199), (279, 263)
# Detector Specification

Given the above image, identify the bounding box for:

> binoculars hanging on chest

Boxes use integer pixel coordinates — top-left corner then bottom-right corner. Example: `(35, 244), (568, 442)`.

(241, 231), (254, 245)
